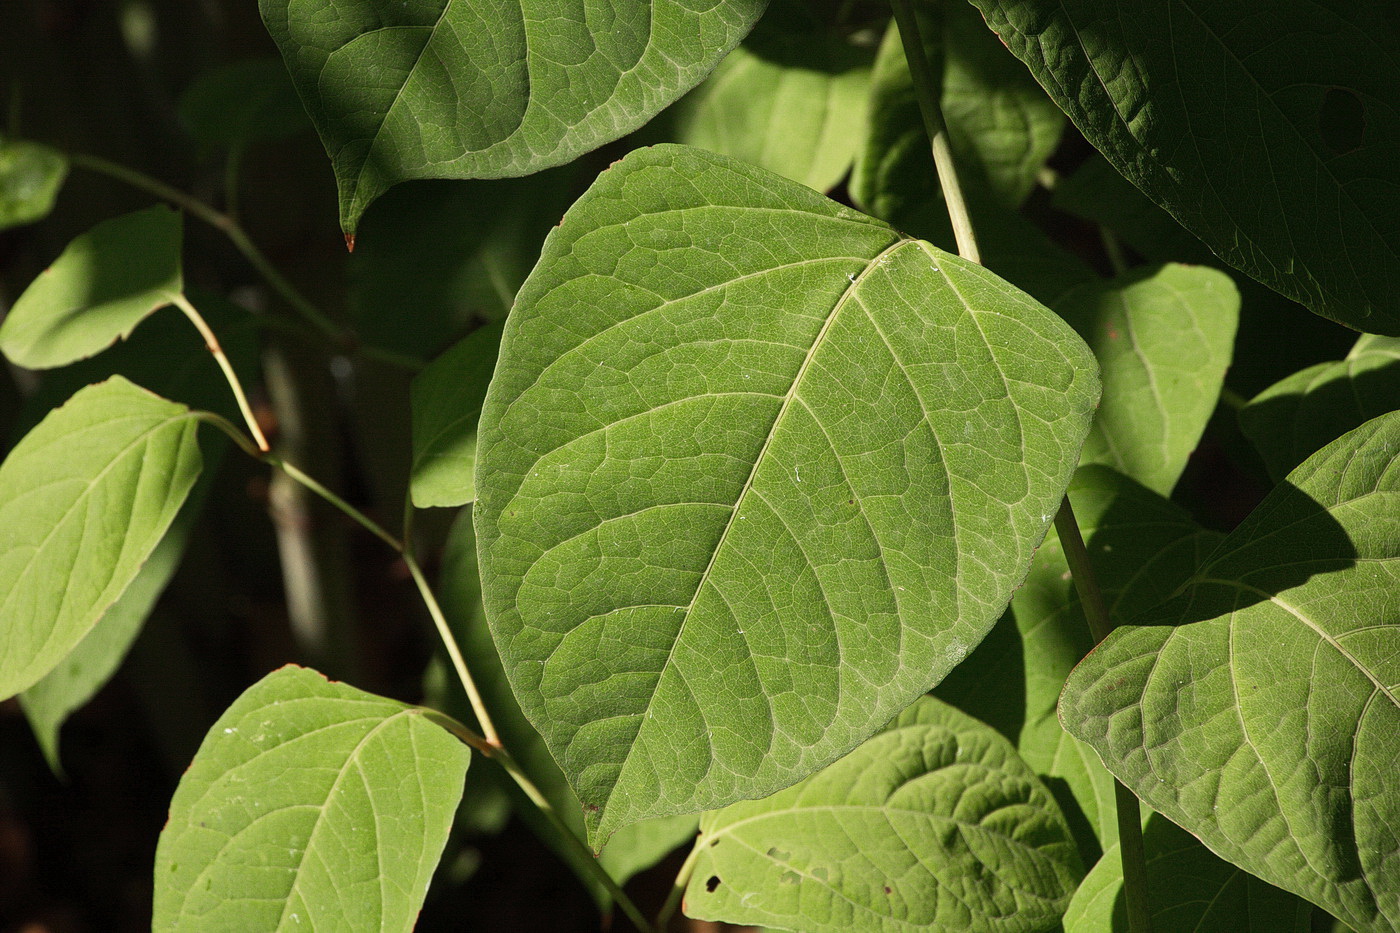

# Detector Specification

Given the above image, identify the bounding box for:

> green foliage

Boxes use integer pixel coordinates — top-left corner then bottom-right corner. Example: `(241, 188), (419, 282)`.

(259, 0), (769, 231)
(685, 696), (1082, 932)
(0, 377), (201, 700)
(0, 205), (183, 368)
(1062, 412), (1400, 933)
(152, 665), (470, 931)
(971, 0), (1400, 334)
(474, 144), (1098, 845)
(3, 2), (1398, 931)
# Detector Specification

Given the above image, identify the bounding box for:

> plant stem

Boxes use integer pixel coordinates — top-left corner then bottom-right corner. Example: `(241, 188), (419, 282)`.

(1054, 498), (1152, 933)
(656, 837), (704, 930)
(1100, 226), (1131, 276)
(888, 0), (981, 264)
(170, 292), (270, 451)
(66, 151), (423, 373)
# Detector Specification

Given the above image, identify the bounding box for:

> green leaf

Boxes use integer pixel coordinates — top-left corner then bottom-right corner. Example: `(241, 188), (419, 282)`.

(0, 205), (183, 369)
(684, 695), (1082, 933)
(1241, 334), (1400, 482)
(438, 508), (700, 906)
(1057, 263), (1239, 495)
(474, 144), (1100, 845)
(178, 59), (311, 152)
(1064, 814), (1313, 933)
(0, 139), (67, 231)
(0, 376), (202, 700)
(152, 665), (470, 931)
(410, 323), (502, 508)
(1060, 411), (1400, 933)
(259, 0), (769, 232)
(20, 480), (206, 774)
(970, 0), (1400, 335)
(937, 465), (1221, 858)
(671, 26), (873, 192)
(852, 1), (1064, 215)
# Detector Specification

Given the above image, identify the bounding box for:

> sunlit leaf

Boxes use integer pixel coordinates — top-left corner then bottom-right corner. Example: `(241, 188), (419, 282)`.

(1064, 814), (1313, 933)
(410, 322), (502, 508)
(1058, 263), (1239, 495)
(438, 508), (700, 907)
(474, 144), (1099, 845)
(0, 377), (201, 700)
(0, 205), (183, 369)
(1061, 410), (1400, 933)
(1241, 334), (1400, 481)
(971, 0), (1400, 335)
(260, 0), (769, 232)
(152, 665), (470, 931)
(684, 696), (1082, 933)
(0, 139), (67, 231)
(672, 24), (873, 192)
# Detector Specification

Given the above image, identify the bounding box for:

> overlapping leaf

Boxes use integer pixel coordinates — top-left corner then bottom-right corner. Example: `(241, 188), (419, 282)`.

(0, 377), (202, 700)
(474, 144), (1099, 845)
(410, 322), (503, 508)
(0, 205), (183, 368)
(1057, 264), (1239, 495)
(260, 0), (768, 232)
(178, 59), (310, 152)
(937, 466), (1220, 857)
(1064, 814), (1313, 933)
(684, 696), (1082, 933)
(1241, 334), (1400, 481)
(971, 0), (1400, 334)
(153, 665), (470, 931)
(1061, 410), (1400, 932)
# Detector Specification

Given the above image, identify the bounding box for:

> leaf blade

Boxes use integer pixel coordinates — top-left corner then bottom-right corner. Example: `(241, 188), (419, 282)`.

(0, 376), (202, 700)
(474, 144), (1099, 845)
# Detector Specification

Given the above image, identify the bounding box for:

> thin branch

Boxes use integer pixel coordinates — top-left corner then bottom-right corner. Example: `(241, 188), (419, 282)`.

(170, 292), (269, 451)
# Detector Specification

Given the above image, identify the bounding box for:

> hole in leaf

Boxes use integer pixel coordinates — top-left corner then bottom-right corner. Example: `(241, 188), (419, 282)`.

(811, 866), (829, 882)
(706, 875), (721, 893)
(884, 885), (893, 894)
(779, 870), (800, 885)
(765, 846), (791, 861)
(1318, 88), (1365, 154)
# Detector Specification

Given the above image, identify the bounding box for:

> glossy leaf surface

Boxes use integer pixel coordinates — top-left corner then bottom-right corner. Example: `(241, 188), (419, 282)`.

(1061, 411), (1400, 932)
(474, 144), (1099, 844)
(410, 322), (502, 508)
(153, 665), (469, 931)
(0, 139), (67, 231)
(1241, 334), (1400, 481)
(260, 0), (768, 231)
(1057, 263), (1238, 495)
(1064, 814), (1313, 933)
(684, 696), (1082, 933)
(0, 205), (183, 369)
(0, 377), (201, 700)
(971, 0), (1400, 334)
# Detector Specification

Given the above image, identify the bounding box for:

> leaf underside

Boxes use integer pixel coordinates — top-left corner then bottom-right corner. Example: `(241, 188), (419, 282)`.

(474, 144), (1099, 845)
(1061, 410), (1400, 933)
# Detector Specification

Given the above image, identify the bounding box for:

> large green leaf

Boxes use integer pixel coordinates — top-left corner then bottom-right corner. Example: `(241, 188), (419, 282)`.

(671, 25), (873, 192)
(1241, 334), (1400, 482)
(1064, 814), (1313, 933)
(937, 466), (1220, 859)
(0, 205), (183, 369)
(152, 665), (469, 931)
(0, 377), (202, 700)
(438, 507), (700, 908)
(474, 144), (1099, 845)
(1061, 411), (1400, 932)
(260, 0), (768, 232)
(1057, 264), (1239, 496)
(970, 0), (1400, 335)
(410, 322), (502, 508)
(0, 139), (67, 231)
(683, 695), (1082, 933)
